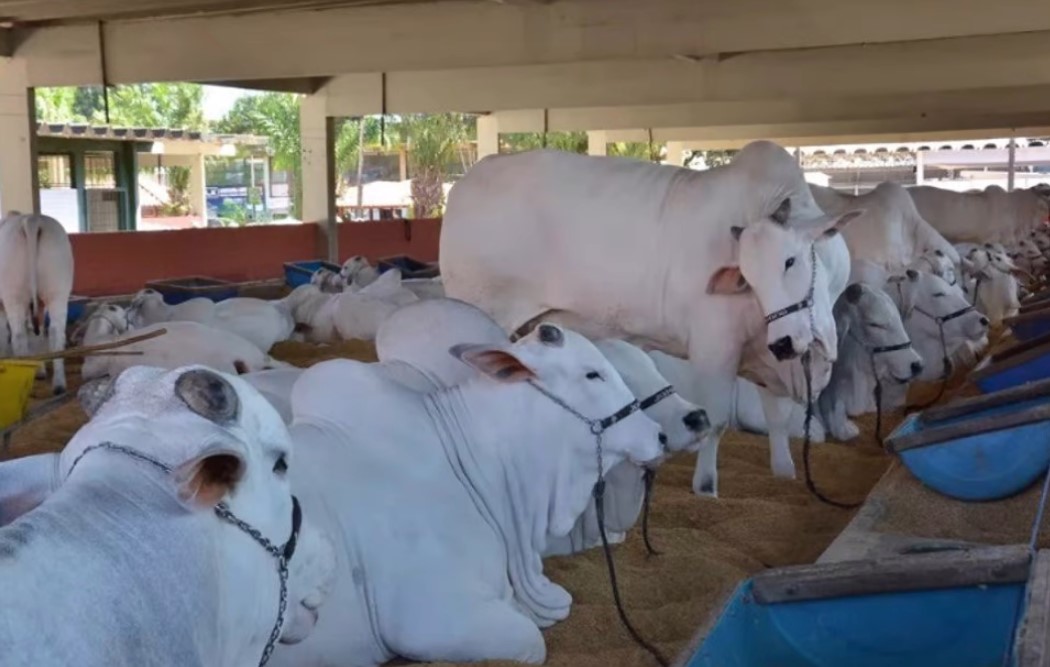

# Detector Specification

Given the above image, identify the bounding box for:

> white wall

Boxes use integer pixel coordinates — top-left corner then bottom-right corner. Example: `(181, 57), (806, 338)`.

(40, 188), (79, 234)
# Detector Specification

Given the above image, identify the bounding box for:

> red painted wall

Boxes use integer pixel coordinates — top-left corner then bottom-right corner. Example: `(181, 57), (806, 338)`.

(70, 219), (443, 297)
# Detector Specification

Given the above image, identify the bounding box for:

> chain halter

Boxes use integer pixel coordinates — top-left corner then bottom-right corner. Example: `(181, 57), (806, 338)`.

(67, 442), (303, 667)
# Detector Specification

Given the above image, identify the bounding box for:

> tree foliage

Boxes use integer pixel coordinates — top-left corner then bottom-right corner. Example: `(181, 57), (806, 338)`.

(500, 131), (587, 154)
(36, 83), (206, 129)
(397, 113), (474, 217)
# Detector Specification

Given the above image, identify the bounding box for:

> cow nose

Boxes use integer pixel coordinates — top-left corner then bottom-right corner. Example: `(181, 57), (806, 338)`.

(658, 432), (668, 447)
(910, 361), (924, 377)
(768, 336), (796, 361)
(683, 409), (709, 433)
(979, 316), (990, 327)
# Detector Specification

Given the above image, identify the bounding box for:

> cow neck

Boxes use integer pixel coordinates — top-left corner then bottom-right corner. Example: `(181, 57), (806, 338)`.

(422, 382), (585, 628)
(0, 464), (225, 666)
(835, 324), (879, 414)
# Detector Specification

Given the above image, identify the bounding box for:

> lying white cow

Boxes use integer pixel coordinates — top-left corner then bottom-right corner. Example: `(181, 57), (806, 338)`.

(269, 324), (663, 666)
(0, 365), (336, 665)
(0, 212), (74, 394)
(310, 268), (345, 293)
(908, 185), (1050, 245)
(81, 304), (288, 379)
(339, 255), (380, 288)
(441, 142), (861, 496)
(128, 289), (294, 353)
(817, 283), (923, 441)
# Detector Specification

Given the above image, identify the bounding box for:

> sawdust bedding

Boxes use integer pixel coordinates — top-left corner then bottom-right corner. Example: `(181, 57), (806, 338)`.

(6, 337), (984, 667)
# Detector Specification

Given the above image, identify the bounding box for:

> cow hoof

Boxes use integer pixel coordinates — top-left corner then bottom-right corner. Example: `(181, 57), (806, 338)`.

(53, 385), (66, 396)
(694, 479), (718, 498)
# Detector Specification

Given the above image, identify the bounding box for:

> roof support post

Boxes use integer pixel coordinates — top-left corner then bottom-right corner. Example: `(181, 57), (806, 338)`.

(300, 90), (338, 262)
(477, 114), (499, 159)
(1007, 134), (1017, 192)
(587, 130), (608, 157)
(0, 58), (38, 215)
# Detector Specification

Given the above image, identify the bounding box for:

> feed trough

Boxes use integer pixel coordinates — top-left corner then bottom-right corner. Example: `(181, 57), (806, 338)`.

(1005, 306), (1050, 342)
(283, 259), (342, 288)
(145, 275), (238, 305)
(971, 331), (1050, 393)
(885, 380), (1050, 501)
(0, 360), (41, 430)
(680, 545), (1046, 667)
(377, 255), (440, 280)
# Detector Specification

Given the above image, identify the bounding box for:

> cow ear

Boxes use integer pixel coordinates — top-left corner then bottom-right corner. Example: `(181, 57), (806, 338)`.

(450, 344), (536, 383)
(817, 209), (864, 239)
(174, 447), (246, 509)
(707, 266), (750, 295)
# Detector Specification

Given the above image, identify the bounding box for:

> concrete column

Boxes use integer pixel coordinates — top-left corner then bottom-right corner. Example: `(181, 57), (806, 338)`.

(915, 150), (925, 185)
(300, 92), (338, 261)
(477, 115), (499, 159)
(1007, 137), (1017, 192)
(664, 141), (686, 167)
(587, 131), (608, 157)
(0, 59), (37, 215)
(186, 153), (207, 224)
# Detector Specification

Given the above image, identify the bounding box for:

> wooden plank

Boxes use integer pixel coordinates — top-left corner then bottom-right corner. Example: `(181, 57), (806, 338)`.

(1006, 305), (1050, 328)
(971, 335), (1050, 382)
(1017, 550), (1050, 667)
(990, 331), (1050, 365)
(921, 378), (1050, 423)
(887, 403), (1050, 453)
(752, 544), (1031, 605)
(1021, 297), (1050, 314)
(1025, 287), (1050, 304)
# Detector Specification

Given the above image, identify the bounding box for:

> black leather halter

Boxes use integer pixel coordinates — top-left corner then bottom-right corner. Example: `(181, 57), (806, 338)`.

(764, 244), (818, 326)
(638, 385), (674, 411)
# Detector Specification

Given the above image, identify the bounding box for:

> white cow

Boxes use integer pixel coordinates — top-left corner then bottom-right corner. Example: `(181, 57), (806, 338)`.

(811, 182), (959, 272)
(908, 185), (1050, 244)
(128, 289), (294, 353)
(0, 212), (74, 394)
(310, 268), (345, 293)
(339, 255), (380, 288)
(269, 324), (663, 666)
(440, 143), (861, 496)
(817, 283), (923, 441)
(960, 248), (1022, 326)
(0, 365), (336, 666)
(80, 304), (288, 379)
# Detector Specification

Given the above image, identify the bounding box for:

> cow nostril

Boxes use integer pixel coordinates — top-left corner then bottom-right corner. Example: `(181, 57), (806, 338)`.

(979, 316), (990, 327)
(683, 409), (709, 432)
(658, 433), (668, 446)
(910, 361), (924, 376)
(768, 336), (795, 361)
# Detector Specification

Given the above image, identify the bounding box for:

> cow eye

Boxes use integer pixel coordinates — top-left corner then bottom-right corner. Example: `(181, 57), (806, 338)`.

(784, 257), (796, 270)
(586, 371), (603, 381)
(933, 292), (946, 298)
(273, 455), (288, 475)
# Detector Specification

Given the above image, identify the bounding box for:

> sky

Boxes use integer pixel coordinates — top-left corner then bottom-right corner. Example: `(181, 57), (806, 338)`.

(201, 85), (259, 121)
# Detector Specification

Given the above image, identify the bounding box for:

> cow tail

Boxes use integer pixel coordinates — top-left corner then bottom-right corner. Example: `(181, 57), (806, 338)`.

(22, 215), (42, 336)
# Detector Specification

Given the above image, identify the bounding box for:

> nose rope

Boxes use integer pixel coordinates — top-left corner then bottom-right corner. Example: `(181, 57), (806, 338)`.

(525, 380), (668, 667)
(636, 384), (676, 557)
(847, 329), (913, 444)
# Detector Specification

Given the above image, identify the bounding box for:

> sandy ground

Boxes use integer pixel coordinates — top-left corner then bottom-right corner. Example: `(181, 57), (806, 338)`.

(4, 338), (977, 667)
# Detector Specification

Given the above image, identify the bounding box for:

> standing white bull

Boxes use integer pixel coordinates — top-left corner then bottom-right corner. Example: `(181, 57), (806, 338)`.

(270, 324), (664, 666)
(440, 143), (861, 496)
(0, 365), (336, 666)
(0, 212), (74, 393)
(908, 186), (1050, 245)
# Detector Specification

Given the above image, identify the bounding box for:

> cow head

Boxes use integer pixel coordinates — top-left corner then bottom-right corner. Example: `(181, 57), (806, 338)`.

(707, 197), (862, 361)
(127, 288), (167, 328)
(960, 249), (1021, 326)
(452, 324), (664, 537)
(62, 366), (337, 655)
(888, 270), (989, 381)
(836, 283), (923, 384)
(594, 339), (710, 454)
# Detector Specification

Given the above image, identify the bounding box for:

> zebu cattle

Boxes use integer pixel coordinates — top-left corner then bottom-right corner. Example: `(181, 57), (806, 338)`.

(339, 255), (379, 288)
(908, 185), (1050, 244)
(310, 268), (345, 293)
(269, 324), (664, 666)
(128, 289), (294, 353)
(959, 248), (1021, 326)
(0, 212), (74, 393)
(80, 304), (287, 379)
(0, 366), (336, 666)
(440, 143), (861, 496)
(817, 284), (922, 441)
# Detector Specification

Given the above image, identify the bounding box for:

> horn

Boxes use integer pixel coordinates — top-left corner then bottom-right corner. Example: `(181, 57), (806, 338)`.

(78, 377), (116, 418)
(174, 369), (240, 425)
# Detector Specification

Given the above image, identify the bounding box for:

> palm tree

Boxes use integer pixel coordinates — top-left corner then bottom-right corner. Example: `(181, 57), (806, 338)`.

(398, 113), (473, 218)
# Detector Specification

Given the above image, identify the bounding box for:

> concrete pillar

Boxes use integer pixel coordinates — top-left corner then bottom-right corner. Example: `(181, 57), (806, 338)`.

(300, 92), (338, 262)
(664, 141), (686, 167)
(477, 115), (499, 159)
(1007, 137), (1017, 192)
(186, 153), (207, 224)
(915, 150), (925, 185)
(587, 131), (608, 157)
(0, 59), (37, 215)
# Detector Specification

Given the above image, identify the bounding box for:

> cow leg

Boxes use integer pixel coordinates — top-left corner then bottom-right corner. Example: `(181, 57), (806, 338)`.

(4, 301), (31, 359)
(826, 397), (860, 442)
(689, 373), (734, 498)
(757, 387), (797, 479)
(45, 297), (68, 394)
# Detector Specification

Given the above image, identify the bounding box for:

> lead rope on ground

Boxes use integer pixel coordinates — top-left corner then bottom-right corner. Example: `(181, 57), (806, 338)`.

(801, 350), (863, 509)
(641, 469), (661, 557)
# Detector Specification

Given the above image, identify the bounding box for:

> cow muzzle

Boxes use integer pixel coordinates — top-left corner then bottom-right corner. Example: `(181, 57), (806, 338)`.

(768, 335), (797, 361)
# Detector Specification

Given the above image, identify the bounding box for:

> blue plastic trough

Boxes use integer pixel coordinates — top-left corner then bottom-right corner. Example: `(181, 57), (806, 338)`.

(283, 260), (342, 288)
(885, 379), (1050, 501)
(145, 276), (238, 305)
(1006, 306), (1050, 342)
(377, 255), (440, 280)
(971, 332), (1050, 393)
(683, 545), (1034, 667)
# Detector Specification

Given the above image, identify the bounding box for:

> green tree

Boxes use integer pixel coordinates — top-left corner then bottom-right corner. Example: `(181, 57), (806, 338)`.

(35, 87), (80, 123)
(217, 92), (303, 218)
(500, 131), (587, 154)
(608, 141), (659, 161)
(398, 113), (473, 218)
(96, 83), (206, 129)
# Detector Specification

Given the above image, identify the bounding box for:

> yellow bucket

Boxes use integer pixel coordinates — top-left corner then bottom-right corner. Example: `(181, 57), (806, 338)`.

(0, 360), (41, 429)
